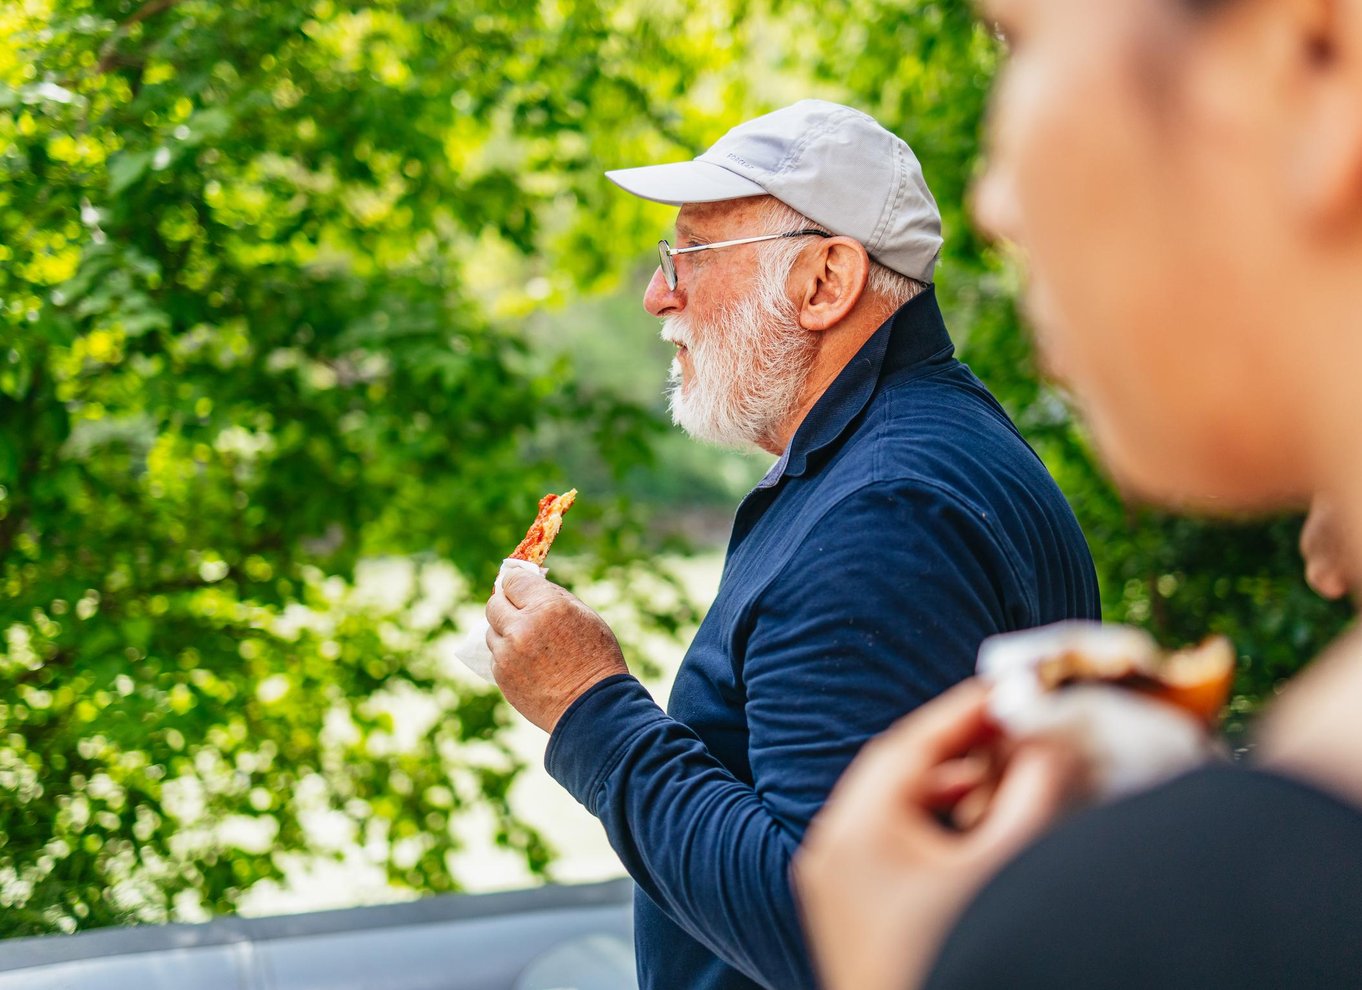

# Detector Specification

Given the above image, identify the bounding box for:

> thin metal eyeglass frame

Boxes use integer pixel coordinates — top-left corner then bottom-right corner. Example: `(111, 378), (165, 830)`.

(657, 229), (831, 291)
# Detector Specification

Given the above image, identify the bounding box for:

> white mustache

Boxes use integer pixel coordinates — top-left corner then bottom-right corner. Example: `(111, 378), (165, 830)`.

(660, 317), (690, 349)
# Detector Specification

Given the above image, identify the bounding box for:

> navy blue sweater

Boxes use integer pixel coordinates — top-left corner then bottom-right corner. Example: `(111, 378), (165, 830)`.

(546, 289), (1100, 989)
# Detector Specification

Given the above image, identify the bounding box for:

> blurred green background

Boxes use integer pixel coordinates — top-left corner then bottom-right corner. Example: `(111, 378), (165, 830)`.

(0, 0), (1351, 938)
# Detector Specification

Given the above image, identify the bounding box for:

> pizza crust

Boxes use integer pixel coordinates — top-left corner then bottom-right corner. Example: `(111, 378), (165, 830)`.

(509, 489), (577, 565)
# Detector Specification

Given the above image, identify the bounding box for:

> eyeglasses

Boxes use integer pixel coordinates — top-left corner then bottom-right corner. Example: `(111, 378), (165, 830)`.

(657, 229), (832, 291)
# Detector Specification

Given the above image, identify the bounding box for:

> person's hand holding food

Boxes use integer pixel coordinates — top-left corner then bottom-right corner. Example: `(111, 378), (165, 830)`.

(795, 622), (1237, 990)
(793, 679), (1082, 990)
(481, 489), (631, 733)
(486, 566), (630, 733)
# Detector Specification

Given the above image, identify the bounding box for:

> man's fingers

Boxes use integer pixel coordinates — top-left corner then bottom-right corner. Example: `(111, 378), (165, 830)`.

(868, 679), (995, 783)
(1305, 559), (1349, 600)
(821, 680), (995, 831)
(485, 589), (518, 634)
(919, 753), (995, 810)
(1300, 499), (1351, 599)
(972, 738), (1081, 856)
(950, 778), (1000, 832)
(499, 565), (553, 608)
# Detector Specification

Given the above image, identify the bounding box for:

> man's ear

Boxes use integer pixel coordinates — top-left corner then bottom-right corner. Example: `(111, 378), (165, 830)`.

(794, 237), (870, 331)
(1289, 0), (1362, 230)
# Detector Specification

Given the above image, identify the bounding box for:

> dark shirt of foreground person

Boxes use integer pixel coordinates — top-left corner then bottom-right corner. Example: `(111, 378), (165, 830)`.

(926, 763), (1362, 989)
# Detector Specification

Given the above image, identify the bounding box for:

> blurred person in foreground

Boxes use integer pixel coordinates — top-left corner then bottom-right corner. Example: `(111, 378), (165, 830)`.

(484, 101), (1100, 989)
(795, 0), (1362, 988)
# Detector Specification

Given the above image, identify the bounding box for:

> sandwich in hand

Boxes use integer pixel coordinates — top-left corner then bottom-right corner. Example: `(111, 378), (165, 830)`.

(978, 621), (1234, 799)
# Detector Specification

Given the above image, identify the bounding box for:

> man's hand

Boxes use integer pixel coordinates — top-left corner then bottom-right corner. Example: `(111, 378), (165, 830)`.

(793, 680), (1081, 990)
(485, 565), (631, 733)
(1301, 496), (1353, 601)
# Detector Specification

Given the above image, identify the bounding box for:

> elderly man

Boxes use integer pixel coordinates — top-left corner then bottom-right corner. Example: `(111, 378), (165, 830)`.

(485, 101), (1100, 990)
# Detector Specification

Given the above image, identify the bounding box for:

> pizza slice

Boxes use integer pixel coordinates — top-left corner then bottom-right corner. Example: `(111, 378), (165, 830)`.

(509, 489), (578, 565)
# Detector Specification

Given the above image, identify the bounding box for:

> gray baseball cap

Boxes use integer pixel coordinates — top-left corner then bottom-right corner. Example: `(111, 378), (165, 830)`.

(606, 100), (943, 282)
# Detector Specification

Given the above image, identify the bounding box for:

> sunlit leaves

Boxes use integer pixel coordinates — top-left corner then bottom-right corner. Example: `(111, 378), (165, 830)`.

(0, 0), (722, 937)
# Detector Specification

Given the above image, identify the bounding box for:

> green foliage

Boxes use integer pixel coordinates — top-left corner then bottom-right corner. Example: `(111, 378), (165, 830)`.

(2, 0), (1349, 941)
(0, 0), (719, 935)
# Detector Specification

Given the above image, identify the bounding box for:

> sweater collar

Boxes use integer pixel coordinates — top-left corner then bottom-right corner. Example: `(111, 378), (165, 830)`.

(758, 286), (954, 486)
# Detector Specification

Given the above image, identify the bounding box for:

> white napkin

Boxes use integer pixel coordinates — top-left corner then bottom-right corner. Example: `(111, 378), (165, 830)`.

(453, 558), (547, 681)
(978, 621), (1224, 800)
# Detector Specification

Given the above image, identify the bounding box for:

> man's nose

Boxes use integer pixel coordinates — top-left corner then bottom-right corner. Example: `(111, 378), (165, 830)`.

(971, 160), (1023, 247)
(644, 266), (683, 318)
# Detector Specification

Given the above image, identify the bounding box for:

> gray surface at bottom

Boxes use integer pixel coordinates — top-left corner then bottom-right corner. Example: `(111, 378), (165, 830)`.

(514, 934), (637, 990)
(0, 882), (636, 990)
(0, 944), (255, 990)
(258, 903), (633, 990)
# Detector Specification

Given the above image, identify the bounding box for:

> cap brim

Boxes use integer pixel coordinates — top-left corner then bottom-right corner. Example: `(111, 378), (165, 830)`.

(605, 160), (767, 206)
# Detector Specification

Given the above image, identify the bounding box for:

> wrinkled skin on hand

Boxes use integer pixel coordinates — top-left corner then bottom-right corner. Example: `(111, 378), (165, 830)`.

(793, 680), (1082, 990)
(485, 565), (631, 733)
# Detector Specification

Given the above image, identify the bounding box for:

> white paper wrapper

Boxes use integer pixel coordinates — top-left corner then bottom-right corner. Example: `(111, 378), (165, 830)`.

(978, 621), (1224, 800)
(453, 558), (547, 681)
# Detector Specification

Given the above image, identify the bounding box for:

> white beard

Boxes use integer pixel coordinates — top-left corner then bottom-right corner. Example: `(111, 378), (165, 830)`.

(661, 282), (819, 452)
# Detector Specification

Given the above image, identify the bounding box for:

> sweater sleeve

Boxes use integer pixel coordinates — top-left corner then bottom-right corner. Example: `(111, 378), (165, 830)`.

(545, 481), (1022, 989)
